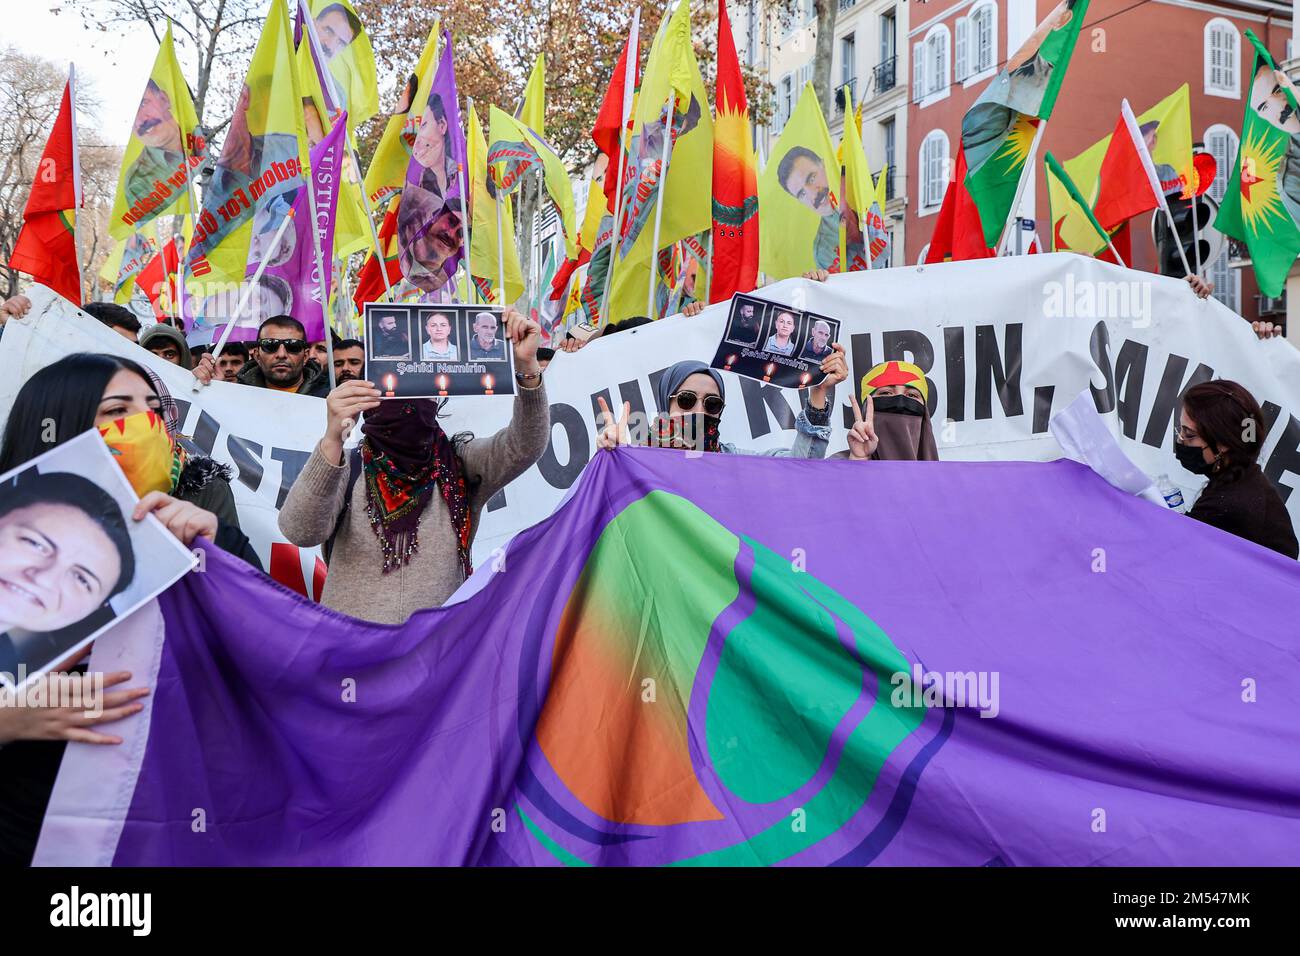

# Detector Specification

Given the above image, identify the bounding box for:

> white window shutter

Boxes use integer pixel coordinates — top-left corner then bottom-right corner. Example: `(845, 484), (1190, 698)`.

(937, 33), (948, 91)
(1225, 29), (1238, 90)
(978, 8), (994, 72)
(955, 18), (969, 82)
(913, 41), (924, 99)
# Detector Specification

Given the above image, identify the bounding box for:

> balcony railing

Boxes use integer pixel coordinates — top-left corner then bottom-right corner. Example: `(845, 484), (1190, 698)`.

(839, 0), (857, 9)
(876, 166), (895, 201)
(873, 56), (897, 95)
(835, 78), (857, 114)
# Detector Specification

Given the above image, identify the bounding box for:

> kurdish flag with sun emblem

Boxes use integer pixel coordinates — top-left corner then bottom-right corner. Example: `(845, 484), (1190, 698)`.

(956, 0), (1090, 248)
(1215, 30), (1300, 297)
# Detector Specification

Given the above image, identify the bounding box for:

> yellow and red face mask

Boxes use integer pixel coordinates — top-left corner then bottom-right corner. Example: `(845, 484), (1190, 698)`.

(98, 410), (184, 497)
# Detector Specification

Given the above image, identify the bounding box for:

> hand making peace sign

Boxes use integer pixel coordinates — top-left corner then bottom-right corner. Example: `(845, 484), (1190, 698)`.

(846, 392), (879, 460)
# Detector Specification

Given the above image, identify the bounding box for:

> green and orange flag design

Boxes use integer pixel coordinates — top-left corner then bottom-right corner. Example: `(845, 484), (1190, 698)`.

(1215, 30), (1300, 297)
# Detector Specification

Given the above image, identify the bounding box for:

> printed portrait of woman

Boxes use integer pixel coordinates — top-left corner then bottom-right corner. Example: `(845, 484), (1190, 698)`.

(0, 473), (136, 683)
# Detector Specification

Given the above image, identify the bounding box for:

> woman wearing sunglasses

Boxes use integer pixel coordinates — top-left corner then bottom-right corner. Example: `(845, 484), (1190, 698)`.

(597, 349), (847, 456)
(1175, 380), (1297, 559)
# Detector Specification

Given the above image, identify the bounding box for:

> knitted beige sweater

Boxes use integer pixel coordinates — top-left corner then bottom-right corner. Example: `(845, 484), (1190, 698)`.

(278, 384), (549, 623)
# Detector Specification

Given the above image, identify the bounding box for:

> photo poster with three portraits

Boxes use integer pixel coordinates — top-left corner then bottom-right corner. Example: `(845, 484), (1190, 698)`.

(710, 293), (840, 389)
(364, 303), (515, 399)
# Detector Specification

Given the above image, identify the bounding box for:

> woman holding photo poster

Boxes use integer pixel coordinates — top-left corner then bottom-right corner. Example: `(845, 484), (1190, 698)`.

(597, 348), (849, 457)
(278, 308), (549, 623)
(0, 353), (264, 866)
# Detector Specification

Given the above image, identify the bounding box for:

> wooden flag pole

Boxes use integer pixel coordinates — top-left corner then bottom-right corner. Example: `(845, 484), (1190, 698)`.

(646, 96), (677, 319)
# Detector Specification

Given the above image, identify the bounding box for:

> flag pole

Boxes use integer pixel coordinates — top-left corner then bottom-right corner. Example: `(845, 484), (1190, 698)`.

(68, 64), (86, 301)
(600, 8), (640, 323)
(1044, 151), (1127, 268)
(646, 96), (677, 319)
(996, 119), (1047, 257)
(299, 0), (395, 305)
(1120, 99), (1192, 277)
(495, 181), (507, 304)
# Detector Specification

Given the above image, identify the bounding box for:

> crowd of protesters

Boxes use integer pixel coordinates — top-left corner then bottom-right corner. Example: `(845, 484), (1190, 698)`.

(0, 267), (1296, 865)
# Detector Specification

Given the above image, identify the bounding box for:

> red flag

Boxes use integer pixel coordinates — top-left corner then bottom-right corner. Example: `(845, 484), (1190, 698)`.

(138, 237), (180, 319)
(594, 19), (641, 215)
(354, 198), (402, 311)
(1097, 221), (1132, 266)
(8, 73), (82, 302)
(708, 0), (759, 303)
(1093, 111), (1160, 231)
(924, 145), (994, 263)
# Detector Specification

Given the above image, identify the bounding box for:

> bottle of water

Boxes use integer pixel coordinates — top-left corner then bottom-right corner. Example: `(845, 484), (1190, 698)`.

(1156, 474), (1185, 513)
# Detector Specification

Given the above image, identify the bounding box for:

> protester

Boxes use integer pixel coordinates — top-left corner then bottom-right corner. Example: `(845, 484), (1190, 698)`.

(309, 340), (330, 369)
(0, 353), (259, 564)
(1, 294), (31, 327)
(140, 323), (191, 367)
(333, 338), (365, 383)
(597, 347), (847, 456)
(236, 315), (331, 396)
(0, 353), (263, 868)
(842, 360), (941, 461)
(215, 341), (250, 382)
(278, 308), (550, 622)
(1177, 380), (1298, 558)
(82, 302), (142, 342)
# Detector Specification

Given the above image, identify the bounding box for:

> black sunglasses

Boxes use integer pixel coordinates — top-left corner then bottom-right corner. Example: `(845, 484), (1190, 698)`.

(672, 390), (725, 416)
(258, 338), (307, 355)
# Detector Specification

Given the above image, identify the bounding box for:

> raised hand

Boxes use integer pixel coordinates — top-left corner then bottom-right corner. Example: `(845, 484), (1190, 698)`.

(846, 392), (879, 461)
(596, 396), (631, 451)
(503, 307), (541, 374)
(322, 379), (381, 464)
(809, 342), (847, 409)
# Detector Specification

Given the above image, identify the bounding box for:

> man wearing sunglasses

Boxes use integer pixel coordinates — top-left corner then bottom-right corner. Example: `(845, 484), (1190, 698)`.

(236, 315), (331, 397)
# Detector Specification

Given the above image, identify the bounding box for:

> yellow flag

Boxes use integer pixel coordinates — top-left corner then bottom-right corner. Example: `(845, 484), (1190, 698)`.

(468, 103), (524, 304)
(605, 0), (713, 321)
(185, 0), (308, 289)
(518, 53), (545, 138)
(1052, 84), (1192, 253)
(837, 88), (872, 271)
(363, 21), (440, 207)
(109, 23), (204, 240)
(759, 82), (840, 278)
(305, 0), (379, 129)
(487, 105), (577, 259)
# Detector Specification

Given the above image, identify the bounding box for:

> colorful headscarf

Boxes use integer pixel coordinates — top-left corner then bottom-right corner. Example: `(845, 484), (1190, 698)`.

(360, 400), (472, 576)
(860, 360), (929, 403)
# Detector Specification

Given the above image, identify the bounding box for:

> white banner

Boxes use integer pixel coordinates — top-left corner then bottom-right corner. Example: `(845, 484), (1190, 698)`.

(4, 253), (1300, 571)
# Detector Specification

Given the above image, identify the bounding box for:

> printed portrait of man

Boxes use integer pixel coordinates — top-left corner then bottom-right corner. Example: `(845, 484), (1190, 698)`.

(397, 186), (464, 294)
(370, 310), (411, 359)
(467, 311), (506, 361)
(726, 301), (763, 347)
(617, 94), (704, 255)
(1248, 60), (1300, 223)
(799, 319), (835, 362)
(776, 146), (842, 272)
(122, 79), (186, 210)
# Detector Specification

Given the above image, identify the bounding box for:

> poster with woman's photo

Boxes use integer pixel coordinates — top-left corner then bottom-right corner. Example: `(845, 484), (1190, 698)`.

(710, 293), (840, 389)
(364, 303), (514, 398)
(0, 431), (198, 692)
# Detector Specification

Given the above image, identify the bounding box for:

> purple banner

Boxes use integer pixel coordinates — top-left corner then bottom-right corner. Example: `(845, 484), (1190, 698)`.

(37, 449), (1300, 865)
(396, 30), (467, 296)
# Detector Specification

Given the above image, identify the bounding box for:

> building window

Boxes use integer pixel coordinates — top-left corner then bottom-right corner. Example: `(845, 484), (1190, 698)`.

(1205, 18), (1240, 98)
(971, 2), (996, 75)
(1208, 249), (1240, 313)
(883, 117), (896, 171)
(778, 74), (793, 130)
(880, 9), (896, 64)
(915, 26), (950, 103)
(1204, 124), (1239, 203)
(838, 32), (856, 112)
(920, 130), (949, 212)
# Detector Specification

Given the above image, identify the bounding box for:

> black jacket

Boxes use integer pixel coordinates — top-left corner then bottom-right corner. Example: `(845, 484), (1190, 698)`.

(235, 359), (330, 398)
(1188, 463), (1299, 559)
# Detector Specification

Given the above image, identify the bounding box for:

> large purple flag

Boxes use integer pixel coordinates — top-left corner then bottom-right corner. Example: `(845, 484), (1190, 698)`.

(36, 450), (1300, 865)
(395, 30), (467, 296)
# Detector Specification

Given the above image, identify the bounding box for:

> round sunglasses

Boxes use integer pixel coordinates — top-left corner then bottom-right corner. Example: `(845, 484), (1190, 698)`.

(672, 389), (725, 416)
